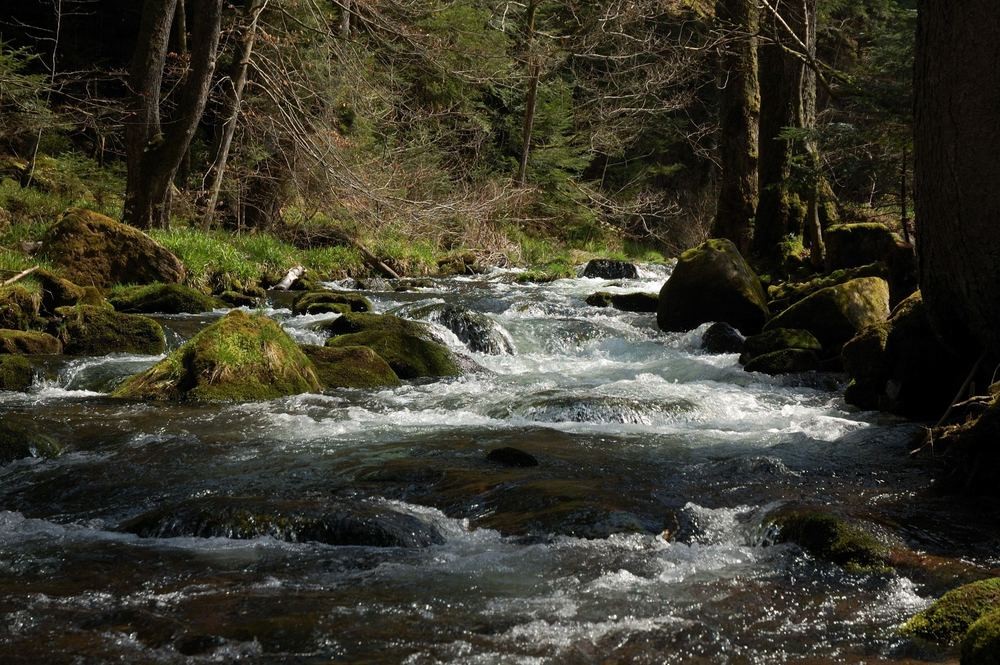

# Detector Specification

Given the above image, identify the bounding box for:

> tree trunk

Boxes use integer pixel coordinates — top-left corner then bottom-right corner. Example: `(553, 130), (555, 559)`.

(915, 0), (1000, 357)
(798, 0), (824, 268)
(339, 0), (352, 39)
(517, 0), (540, 187)
(710, 0), (759, 254)
(753, 0), (812, 260)
(124, 0), (223, 230)
(202, 0), (266, 229)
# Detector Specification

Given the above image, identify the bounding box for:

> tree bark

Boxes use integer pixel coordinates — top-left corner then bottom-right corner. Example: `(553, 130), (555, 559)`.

(517, 0), (540, 187)
(915, 0), (1000, 357)
(339, 0), (352, 39)
(202, 0), (266, 229)
(711, 0), (759, 254)
(753, 0), (812, 260)
(124, 0), (223, 230)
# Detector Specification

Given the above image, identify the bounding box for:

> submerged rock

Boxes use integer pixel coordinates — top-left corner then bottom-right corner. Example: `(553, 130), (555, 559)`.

(701, 322), (745, 354)
(768, 509), (890, 572)
(765, 276), (889, 351)
(586, 291), (659, 313)
(0, 355), (34, 392)
(292, 290), (372, 315)
(54, 305), (165, 356)
(0, 329), (62, 355)
(109, 283), (221, 314)
(120, 497), (444, 548)
(744, 349), (821, 375)
(582, 259), (639, 280)
(408, 303), (514, 355)
(658, 239), (769, 334)
(115, 310), (320, 401)
(323, 312), (461, 379)
(0, 422), (63, 463)
(41, 208), (186, 288)
(740, 328), (822, 365)
(301, 345), (401, 390)
(902, 578), (1000, 645)
(486, 447), (539, 468)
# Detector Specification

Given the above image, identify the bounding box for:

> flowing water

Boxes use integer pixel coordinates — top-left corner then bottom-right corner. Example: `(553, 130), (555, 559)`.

(1, 267), (998, 664)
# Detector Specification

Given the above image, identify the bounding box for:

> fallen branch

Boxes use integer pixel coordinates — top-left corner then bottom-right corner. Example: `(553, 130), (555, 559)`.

(274, 265), (305, 290)
(2, 266), (39, 287)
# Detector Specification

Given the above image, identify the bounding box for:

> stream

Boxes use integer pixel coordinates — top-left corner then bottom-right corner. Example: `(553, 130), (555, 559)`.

(1, 266), (998, 663)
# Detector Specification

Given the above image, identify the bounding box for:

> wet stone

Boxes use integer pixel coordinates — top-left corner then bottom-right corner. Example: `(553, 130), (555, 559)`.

(486, 446), (539, 467)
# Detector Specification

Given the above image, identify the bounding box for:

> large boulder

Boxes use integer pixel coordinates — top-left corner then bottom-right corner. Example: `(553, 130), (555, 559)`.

(582, 259), (639, 280)
(0, 329), (62, 355)
(41, 208), (186, 288)
(109, 283), (221, 314)
(657, 239), (769, 334)
(54, 305), (165, 356)
(115, 310), (320, 402)
(323, 312), (461, 380)
(842, 291), (969, 418)
(0, 356), (34, 392)
(765, 277), (889, 351)
(824, 223), (898, 271)
(301, 345), (401, 390)
(585, 291), (659, 313)
(766, 262), (888, 313)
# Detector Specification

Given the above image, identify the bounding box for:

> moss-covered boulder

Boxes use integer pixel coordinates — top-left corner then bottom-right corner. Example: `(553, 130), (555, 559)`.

(218, 290), (263, 308)
(0, 329), (62, 355)
(109, 283), (221, 314)
(292, 290), (372, 315)
(301, 345), (401, 390)
(740, 328), (822, 365)
(0, 422), (63, 463)
(770, 509), (890, 572)
(962, 609), (1000, 665)
(744, 349), (821, 375)
(824, 223), (898, 271)
(582, 259), (639, 280)
(115, 311), (319, 401)
(902, 578), (1000, 645)
(842, 291), (970, 418)
(41, 208), (186, 288)
(766, 262), (889, 313)
(54, 305), (165, 356)
(323, 312), (460, 380)
(34, 269), (86, 312)
(0, 285), (42, 330)
(586, 291), (659, 313)
(304, 302), (351, 316)
(0, 355), (34, 392)
(658, 239), (769, 334)
(765, 277), (889, 351)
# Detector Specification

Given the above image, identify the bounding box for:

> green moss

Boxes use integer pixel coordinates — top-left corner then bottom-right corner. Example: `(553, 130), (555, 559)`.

(292, 290), (372, 315)
(902, 578), (1000, 645)
(108, 283), (221, 314)
(55, 304), (165, 356)
(767, 263), (889, 311)
(772, 510), (890, 573)
(0, 329), (62, 354)
(962, 608), (1000, 665)
(740, 328), (822, 364)
(0, 285), (41, 330)
(115, 310), (320, 402)
(765, 277), (890, 350)
(585, 292), (614, 308)
(219, 290), (263, 308)
(744, 349), (821, 375)
(0, 355), (33, 392)
(301, 345), (401, 390)
(322, 312), (460, 380)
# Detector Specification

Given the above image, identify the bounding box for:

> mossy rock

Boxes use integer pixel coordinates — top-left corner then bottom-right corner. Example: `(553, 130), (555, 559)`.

(54, 305), (165, 356)
(586, 291), (658, 313)
(305, 302), (352, 316)
(0, 329), (62, 355)
(771, 509), (890, 572)
(657, 238), (769, 334)
(34, 269), (86, 313)
(292, 290), (372, 315)
(767, 262), (889, 313)
(701, 322), (745, 354)
(218, 290), (263, 308)
(962, 608), (1000, 665)
(323, 312), (460, 380)
(0, 355), (34, 392)
(825, 223), (898, 271)
(744, 349), (821, 375)
(114, 310), (320, 402)
(0, 421), (63, 462)
(0, 285), (42, 330)
(109, 283), (221, 315)
(740, 328), (822, 365)
(301, 345), (401, 390)
(582, 259), (639, 280)
(902, 578), (1000, 645)
(765, 277), (889, 351)
(41, 208), (186, 288)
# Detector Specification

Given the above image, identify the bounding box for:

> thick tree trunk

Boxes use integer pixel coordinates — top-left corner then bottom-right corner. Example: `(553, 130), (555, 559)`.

(517, 0), (540, 187)
(202, 0), (266, 229)
(915, 0), (1000, 356)
(124, 0), (223, 230)
(753, 0), (812, 260)
(711, 0), (759, 254)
